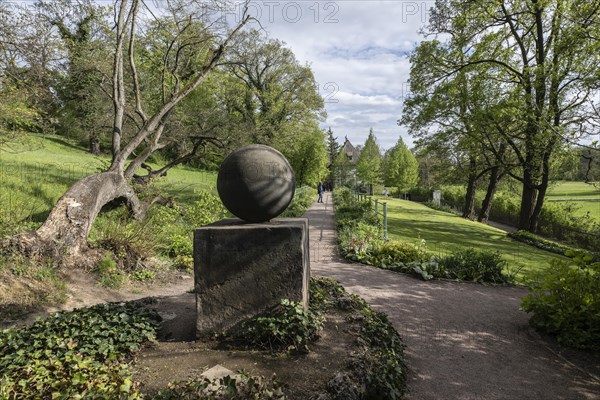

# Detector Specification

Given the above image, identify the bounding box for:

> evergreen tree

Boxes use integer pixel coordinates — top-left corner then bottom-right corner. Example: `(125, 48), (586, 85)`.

(356, 128), (382, 194)
(326, 127), (339, 168)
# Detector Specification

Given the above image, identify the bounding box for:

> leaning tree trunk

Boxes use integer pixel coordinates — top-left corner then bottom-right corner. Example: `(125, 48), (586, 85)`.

(9, 170), (142, 266)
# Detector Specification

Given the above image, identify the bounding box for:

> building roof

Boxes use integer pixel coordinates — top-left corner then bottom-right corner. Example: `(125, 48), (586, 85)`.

(341, 136), (360, 163)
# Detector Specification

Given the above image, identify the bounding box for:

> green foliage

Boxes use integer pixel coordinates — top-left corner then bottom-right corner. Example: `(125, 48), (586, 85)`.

(307, 277), (408, 399)
(335, 189), (440, 280)
(332, 147), (353, 187)
(343, 294), (407, 400)
(438, 249), (512, 284)
(356, 129), (382, 189)
(180, 191), (227, 228)
(338, 222), (383, 261)
(521, 253), (600, 351)
(509, 230), (599, 261)
(90, 208), (156, 273)
(151, 373), (285, 400)
(147, 191), (226, 269)
(381, 137), (419, 193)
(407, 186), (433, 202)
(308, 277), (346, 311)
(280, 186), (316, 218)
(223, 299), (324, 353)
(130, 269), (156, 282)
(335, 190), (517, 284)
(0, 302), (160, 399)
(96, 252), (126, 288)
(333, 188), (381, 230)
(423, 200), (458, 215)
(0, 83), (42, 140)
(280, 128), (328, 187)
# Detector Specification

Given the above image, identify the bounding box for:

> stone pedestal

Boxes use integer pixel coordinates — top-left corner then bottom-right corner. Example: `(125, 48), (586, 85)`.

(194, 218), (310, 337)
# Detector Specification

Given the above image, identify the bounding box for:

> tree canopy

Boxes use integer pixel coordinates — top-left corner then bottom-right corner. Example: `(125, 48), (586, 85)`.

(382, 137), (419, 194)
(356, 129), (382, 192)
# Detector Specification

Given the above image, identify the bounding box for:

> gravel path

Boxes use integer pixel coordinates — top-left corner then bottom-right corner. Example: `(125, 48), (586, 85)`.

(306, 192), (600, 400)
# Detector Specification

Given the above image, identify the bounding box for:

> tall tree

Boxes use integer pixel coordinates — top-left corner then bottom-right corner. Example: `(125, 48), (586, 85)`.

(382, 137), (419, 197)
(9, 0), (252, 266)
(356, 128), (382, 194)
(326, 127), (339, 168)
(282, 125), (328, 186)
(434, 0), (600, 231)
(332, 147), (353, 187)
(224, 29), (325, 146)
(43, 0), (113, 154)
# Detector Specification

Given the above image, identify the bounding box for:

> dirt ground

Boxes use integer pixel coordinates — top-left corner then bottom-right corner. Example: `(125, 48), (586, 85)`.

(0, 268), (194, 329)
(1, 268), (366, 399)
(131, 293), (357, 399)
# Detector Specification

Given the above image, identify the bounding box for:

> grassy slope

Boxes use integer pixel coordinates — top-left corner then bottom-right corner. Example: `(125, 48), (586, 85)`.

(0, 135), (217, 224)
(377, 196), (565, 278)
(546, 181), (600, 220)
(546, 181), (600, 199)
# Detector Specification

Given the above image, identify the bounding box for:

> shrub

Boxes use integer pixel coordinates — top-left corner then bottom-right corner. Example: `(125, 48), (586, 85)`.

(96, 252), (126, 288)
(335, 202), (380, 230)
(222, 299), (324, 353)
(438, 248), (512, 284)
(147, 191), (226, 269)
(408, 187), (433, 202)
(369, 240), (429, 267)
(521, 253), (600, 351)
(509, 230), (600, 261)
(180, 191), (227, 228)
(90, 208), (156, 272)
(424, 201), (458, 215)
(346, 294), (407, 400)
(280, 186), (316, 217)
(338, 222), (383, 261)
(309, 276), (346, 311)
(0, 302), (160, 399)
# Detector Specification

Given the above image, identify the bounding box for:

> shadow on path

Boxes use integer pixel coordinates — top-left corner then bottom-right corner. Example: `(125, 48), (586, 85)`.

(304, 192), (600, 400)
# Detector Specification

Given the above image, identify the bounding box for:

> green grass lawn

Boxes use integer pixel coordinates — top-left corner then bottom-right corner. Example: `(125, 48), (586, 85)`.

(546, 181), (600, 199)
(0, 135), (217, 224)
(546, 181), (600, 220)
(376, 196), (566, 280)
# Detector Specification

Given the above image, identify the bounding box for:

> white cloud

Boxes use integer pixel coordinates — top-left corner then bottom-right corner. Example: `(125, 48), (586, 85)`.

(237, 0), (434, 150)
(335, 92), (400, 107)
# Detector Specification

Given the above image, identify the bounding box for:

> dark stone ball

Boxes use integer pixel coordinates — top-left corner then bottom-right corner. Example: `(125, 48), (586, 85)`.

(217, 145), (296, 223)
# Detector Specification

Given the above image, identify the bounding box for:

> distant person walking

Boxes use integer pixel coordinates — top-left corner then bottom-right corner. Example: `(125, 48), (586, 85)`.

(317, 182), (324, 203)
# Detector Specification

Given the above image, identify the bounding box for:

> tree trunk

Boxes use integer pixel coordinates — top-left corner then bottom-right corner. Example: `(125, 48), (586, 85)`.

(519, 170), (537, 231)
(8, 170), (142, 266)
(89, 134), (101, 155)
(529, 155), (550, 232)
(462, 157), (477, 219)
(478, 168), (503, 223)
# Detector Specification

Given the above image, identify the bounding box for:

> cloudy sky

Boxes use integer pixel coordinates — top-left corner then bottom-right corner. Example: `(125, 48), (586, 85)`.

(238, 0), (435, 150)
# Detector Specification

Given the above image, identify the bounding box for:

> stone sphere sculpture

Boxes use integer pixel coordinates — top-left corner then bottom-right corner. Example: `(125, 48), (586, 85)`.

(217, 145), (296, 223)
